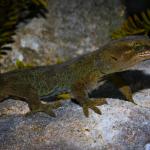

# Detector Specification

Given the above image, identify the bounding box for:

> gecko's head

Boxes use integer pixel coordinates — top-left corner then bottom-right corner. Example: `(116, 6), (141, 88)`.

(103, 35), (150, 72)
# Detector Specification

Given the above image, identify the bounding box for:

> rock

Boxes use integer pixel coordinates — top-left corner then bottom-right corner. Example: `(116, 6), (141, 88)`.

(145, 143), (150, 150)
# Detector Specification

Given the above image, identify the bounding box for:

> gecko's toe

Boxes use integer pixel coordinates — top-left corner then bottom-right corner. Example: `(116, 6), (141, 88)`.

(90, 98), (108, 105)
(44, 101), (62, 117)
(46, 110), (56, 117)
(83, 105), (89, 117)
(51, 101), (62, 109)
(42, 104), (58, 117)
(82, 105), (101, 117)
(90, 106), (101, 115)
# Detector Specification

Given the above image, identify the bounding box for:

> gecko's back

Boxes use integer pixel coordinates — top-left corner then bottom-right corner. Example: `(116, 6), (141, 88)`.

(0, 64), (60, 96)
(0, 53), (92, 97)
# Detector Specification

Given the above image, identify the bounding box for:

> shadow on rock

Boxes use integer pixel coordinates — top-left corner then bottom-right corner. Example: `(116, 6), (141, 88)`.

(90, 70), (150, 100)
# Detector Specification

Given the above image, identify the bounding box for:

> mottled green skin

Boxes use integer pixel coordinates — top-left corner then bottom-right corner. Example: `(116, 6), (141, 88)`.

(1, 35), (150, 117)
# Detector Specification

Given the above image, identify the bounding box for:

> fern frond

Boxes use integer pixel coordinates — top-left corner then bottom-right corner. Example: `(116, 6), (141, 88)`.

(0, 0), (48, 57)
(111, 9), (150, 39)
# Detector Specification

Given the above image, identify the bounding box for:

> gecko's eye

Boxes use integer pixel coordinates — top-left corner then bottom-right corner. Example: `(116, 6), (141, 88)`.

(133, 42), (144, 51)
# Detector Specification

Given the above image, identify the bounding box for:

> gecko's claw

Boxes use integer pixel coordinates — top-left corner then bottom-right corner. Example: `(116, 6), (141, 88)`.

(123, 93), (137, 105)
(129, 100), (137, 106)
(125, 96), (137, 105)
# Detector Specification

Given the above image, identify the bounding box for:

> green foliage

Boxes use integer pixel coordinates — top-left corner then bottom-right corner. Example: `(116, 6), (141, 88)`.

(112, 9), (150, 39)
(0, 0), (48, 57)
(15, 59), (33, 69)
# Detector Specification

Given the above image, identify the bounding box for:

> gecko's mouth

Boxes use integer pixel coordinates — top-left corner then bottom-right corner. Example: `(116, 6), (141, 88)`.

(131, 49), (150, 64)
(138, 50), (150, 60)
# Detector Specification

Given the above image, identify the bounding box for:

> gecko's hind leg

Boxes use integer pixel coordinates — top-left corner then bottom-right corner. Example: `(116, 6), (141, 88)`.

(110, 74), (135, 104)
(3, 83), (61, 117)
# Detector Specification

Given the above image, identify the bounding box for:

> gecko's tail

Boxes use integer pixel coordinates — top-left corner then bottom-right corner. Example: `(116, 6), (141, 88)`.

(0, 72), (4, 85)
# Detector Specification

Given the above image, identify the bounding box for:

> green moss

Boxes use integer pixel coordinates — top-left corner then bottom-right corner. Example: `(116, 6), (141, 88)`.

(15, 59), (33, 69)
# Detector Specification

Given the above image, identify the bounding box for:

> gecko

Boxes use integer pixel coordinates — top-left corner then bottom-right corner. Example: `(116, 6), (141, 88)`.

(0, 35), (150, 117)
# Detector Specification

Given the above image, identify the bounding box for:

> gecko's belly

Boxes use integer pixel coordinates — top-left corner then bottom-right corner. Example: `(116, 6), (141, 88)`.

(39, 86), (71, 99)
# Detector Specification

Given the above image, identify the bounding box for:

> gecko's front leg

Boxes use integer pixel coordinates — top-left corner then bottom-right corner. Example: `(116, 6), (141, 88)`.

(0, 83), (61, 117)
(109, 74), (135, 104)
(71, 79), (107, 117)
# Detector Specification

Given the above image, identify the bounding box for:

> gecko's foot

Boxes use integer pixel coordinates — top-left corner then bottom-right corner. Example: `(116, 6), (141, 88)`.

(118, 85), (137, 104)
(124, 95), (137, 105)
(26, 101), (61, 117)
(81, 98), (107, 117)
(45, 101), (62, 116)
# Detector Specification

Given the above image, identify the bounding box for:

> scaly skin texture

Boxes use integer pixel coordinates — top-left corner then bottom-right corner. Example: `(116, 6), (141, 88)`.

(0, 35), (150, 117)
